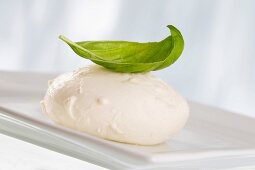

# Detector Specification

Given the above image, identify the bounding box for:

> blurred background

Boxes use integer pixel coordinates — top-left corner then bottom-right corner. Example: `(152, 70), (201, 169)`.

(0, 0), (254, 117)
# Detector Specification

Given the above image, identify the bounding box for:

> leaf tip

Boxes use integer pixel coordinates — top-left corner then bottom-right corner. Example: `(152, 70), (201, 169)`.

(167, 25), (174, 29)
(167, 25), (178, 33)
(167, 25), (182, 38)
(58, 35), (73, 45)
(59, 35), (66, 41)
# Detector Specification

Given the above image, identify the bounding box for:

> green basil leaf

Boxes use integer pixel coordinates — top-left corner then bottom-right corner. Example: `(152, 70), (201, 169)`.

(59, 25), (184, 73)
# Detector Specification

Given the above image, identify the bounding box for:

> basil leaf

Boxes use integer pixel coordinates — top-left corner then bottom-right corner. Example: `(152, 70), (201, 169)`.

(59, 25), (184, 73)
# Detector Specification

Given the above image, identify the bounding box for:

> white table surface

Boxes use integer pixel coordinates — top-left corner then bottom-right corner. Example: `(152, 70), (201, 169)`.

(0, 133), (108, 170)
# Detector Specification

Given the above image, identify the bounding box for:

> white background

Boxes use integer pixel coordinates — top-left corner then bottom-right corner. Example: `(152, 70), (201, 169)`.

(1, 0), (254, 117)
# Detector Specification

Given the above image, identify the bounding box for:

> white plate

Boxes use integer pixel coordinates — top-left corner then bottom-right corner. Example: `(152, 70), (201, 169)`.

(0, 71), (255, 170)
